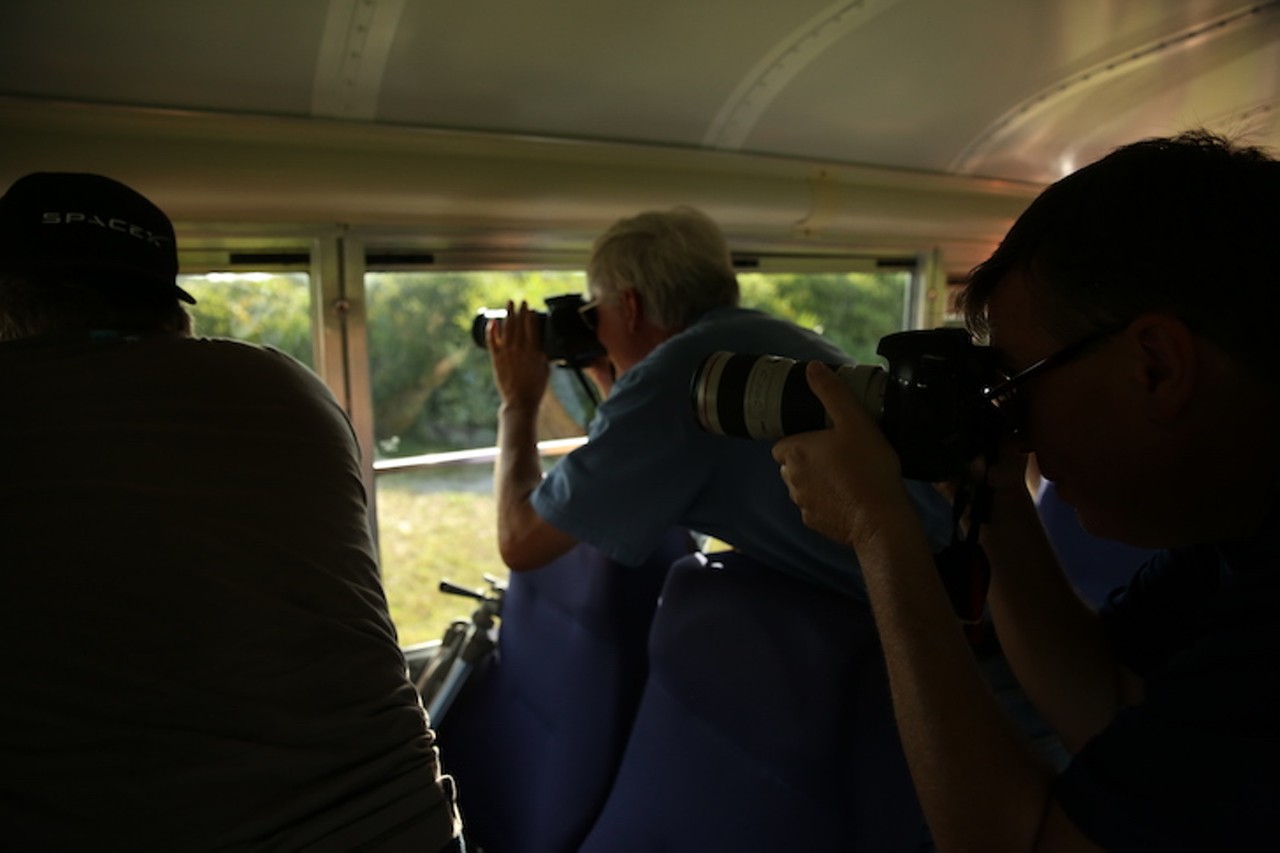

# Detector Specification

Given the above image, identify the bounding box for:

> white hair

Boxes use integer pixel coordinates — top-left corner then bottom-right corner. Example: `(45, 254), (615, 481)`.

(587, 206), (739, 330)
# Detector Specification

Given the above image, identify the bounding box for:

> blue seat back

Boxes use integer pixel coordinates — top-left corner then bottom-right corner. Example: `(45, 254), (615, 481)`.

(437, 529), (693, 853)
(579, 551), (928, 852)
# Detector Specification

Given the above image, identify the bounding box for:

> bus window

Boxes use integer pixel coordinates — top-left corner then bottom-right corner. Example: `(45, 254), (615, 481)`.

(367, 270), (590, 646)
(737, 269), (912, 366)
(368, 265), (915, 645)
(178, 272), (314, 369)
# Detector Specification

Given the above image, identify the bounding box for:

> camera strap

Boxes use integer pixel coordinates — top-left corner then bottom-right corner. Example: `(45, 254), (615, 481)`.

(568, 365), (601, 408)
(934, 477), (995, 650)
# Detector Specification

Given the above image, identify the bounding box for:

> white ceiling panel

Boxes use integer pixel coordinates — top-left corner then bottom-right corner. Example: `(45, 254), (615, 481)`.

(1, 0), (1276, 186)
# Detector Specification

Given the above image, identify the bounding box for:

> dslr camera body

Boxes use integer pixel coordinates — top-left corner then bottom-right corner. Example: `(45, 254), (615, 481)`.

(472, 293), (604, 369)
(691, 328), (1004, 481)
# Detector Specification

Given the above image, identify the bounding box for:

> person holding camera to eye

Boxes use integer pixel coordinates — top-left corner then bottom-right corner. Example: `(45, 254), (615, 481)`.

(485, 205), (951, 597)
(772, 130), (1280, 851)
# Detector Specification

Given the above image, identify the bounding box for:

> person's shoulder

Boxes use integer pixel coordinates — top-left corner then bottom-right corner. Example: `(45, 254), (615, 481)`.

(177, 336), (316, 375)
(666, 306), (849, 362)
(1, 333), (305, 379)
(163, 337), (338, 404)
(180, 335), (298, 361)
(616, 307), (850, 398)
(654, 306), (766, 356)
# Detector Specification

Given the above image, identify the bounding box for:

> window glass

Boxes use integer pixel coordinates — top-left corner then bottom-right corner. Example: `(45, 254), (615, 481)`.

(178, 272), (313, 368)
(737, 270), (911, 366)
(371, 268), (913, 646)
(367, 271), (588, 646)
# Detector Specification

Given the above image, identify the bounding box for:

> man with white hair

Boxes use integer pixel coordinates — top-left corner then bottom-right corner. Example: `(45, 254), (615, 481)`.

(488, 204), (950, 598)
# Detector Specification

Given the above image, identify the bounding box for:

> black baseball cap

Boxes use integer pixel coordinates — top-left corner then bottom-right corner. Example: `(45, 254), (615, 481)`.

(0, 172), (195, 305)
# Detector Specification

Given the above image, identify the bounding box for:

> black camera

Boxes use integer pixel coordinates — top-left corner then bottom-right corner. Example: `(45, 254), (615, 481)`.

(690, 328), (1004, 481)
(471, 293), (605, 369)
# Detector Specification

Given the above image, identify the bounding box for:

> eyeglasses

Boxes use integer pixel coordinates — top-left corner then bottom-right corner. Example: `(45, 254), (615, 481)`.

(578, 297), (600, 331)
(985, 323), (1125, 435)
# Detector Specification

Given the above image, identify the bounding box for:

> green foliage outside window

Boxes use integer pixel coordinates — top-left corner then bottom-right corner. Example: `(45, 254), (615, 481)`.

(178, 269), (908, 461)
(364, 269), (909, 459)
(180, 273), (313, 368)
(365, 271), (588, 458)
(737, 271), (908, 367)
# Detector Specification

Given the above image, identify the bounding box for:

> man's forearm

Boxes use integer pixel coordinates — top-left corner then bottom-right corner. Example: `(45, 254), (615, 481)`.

(857, 516), (1059, 852)
(494, 403), (575, 571)
(495, 402), (548, 567)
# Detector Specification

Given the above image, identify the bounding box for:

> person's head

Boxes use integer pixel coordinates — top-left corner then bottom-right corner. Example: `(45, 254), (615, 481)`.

(585, 206), (739, 372)
(960, 129), (1278, 366)
(958, 130), (1280, 546)
(0, 172), (195, 341)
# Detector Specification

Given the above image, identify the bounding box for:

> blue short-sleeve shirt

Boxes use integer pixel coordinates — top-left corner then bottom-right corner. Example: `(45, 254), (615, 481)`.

(532, 306), (953, 598)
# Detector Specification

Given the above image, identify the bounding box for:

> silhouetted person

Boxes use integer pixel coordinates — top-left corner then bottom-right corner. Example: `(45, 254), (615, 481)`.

(0, 172), (463, 851)
(775, 131), (1280, 851)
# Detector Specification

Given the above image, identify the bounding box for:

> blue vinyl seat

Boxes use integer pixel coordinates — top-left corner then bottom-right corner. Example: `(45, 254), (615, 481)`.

(436, 529), (693, 853)
(579, 551), (929, 852)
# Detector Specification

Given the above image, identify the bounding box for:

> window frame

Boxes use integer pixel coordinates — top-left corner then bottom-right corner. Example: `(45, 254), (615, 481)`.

(178, 229), (943, 555)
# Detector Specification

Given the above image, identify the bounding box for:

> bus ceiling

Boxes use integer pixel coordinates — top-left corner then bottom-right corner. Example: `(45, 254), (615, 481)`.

(0, 0), (1277, 279)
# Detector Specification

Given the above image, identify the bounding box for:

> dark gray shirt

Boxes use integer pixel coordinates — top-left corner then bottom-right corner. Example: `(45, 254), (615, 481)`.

(0, 335), (459, 850)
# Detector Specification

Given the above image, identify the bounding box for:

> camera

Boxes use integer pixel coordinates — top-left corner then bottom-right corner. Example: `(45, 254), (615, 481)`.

(471, 293), (605, 369)
(690, 328), (1004, 481)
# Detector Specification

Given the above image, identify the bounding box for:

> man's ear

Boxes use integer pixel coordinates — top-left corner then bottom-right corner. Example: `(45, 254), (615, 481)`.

(622, 288), (644, 332)
(1126, 314), (1198, 421)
